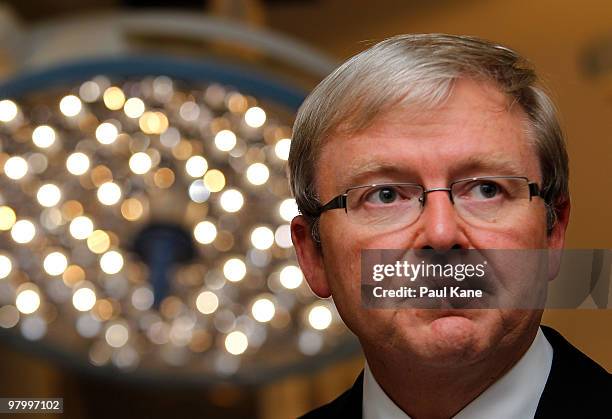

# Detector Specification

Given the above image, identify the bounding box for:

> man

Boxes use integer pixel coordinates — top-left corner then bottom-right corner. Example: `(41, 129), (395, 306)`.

(289, 34), (610, 418)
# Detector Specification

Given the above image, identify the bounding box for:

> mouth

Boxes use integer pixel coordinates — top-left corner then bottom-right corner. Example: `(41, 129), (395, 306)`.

(428, 309), (476, 319)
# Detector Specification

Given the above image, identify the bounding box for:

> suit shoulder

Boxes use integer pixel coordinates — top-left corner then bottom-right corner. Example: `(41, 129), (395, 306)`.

(298, 388), (352, 419)
(536, 326), (611, 418)
(298, 371), (364, 419)
(541, 325), (610, 380)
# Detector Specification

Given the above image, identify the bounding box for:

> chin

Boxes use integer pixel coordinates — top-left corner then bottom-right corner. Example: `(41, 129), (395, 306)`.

(398, 309), (502, 368)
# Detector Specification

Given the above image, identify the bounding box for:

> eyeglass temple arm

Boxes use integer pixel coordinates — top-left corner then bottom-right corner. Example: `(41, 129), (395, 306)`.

(528, 182), (542, 200)
(315, 194), (347, 216)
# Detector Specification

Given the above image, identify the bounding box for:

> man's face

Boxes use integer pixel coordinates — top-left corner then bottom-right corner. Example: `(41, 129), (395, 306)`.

(291, 78), (569, 368)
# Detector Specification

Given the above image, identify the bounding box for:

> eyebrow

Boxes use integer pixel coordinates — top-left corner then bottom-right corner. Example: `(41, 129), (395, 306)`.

(337, 161), (419, 191)
(455, 154), (525, 178)
(336, 154), (526, 191)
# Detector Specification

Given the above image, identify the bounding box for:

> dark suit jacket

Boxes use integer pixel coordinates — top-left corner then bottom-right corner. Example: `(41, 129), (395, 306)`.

(299, 326), (611, 418)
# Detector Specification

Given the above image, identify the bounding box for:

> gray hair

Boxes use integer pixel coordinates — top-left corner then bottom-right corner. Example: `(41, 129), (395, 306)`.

(288, 34), (569, 242)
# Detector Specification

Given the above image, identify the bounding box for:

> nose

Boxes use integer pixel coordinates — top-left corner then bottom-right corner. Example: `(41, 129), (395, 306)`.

(412, 189), (469, 250)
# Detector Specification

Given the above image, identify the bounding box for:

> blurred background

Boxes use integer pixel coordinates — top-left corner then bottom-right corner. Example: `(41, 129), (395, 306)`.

(0, 1), (610, 418)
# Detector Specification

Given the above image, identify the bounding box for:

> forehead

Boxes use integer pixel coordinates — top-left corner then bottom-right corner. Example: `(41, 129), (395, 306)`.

(316, 79), (539, 194)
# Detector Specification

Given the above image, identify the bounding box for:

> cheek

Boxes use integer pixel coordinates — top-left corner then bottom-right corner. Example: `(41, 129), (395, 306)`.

(320, 233), (401, 341)
(469, 208), (549, 249)
(323, 237), (361, 296)
(319, 218), (367, 321)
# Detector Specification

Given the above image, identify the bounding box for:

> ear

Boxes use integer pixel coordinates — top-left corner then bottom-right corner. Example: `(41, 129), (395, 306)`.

(547, 199), (571, 281)
(290, 215), (331, 298)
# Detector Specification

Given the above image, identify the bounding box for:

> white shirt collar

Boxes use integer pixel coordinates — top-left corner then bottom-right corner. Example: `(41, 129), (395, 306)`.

(363, 327), (553, 419)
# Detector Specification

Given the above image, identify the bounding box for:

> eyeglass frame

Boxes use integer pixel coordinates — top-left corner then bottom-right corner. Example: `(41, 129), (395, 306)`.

(313, 175), (543, 217)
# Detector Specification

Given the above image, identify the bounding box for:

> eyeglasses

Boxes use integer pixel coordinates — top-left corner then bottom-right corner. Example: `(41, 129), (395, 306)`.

(315, 176), (543, 228)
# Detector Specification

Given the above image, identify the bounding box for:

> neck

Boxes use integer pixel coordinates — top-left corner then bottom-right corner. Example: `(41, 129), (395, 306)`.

(363, 326), (539, 419)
